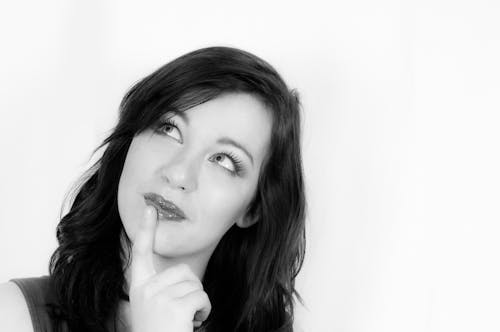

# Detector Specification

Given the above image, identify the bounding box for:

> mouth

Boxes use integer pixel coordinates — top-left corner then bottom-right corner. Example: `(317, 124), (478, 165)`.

(143, 192), (187, 222)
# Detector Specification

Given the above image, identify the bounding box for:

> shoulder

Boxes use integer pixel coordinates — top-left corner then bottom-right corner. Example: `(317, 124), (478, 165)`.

(0, 281), (34, 332)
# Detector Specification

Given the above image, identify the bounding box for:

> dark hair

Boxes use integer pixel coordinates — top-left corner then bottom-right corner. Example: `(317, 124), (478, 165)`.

(48, 46), (306, 332)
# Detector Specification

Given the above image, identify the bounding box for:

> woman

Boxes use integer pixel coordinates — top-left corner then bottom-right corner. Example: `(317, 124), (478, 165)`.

(0, 46), (306, 332)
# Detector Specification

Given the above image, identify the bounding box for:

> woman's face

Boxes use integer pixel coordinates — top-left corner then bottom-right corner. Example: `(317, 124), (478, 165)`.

(118, 93), (272, 260)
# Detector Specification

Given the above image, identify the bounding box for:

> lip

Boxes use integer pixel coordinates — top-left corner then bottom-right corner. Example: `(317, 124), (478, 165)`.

(143, 192), (187, 222)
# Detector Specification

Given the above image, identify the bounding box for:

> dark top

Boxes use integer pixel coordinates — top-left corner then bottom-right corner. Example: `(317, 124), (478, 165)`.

(10, 275), (68, 332)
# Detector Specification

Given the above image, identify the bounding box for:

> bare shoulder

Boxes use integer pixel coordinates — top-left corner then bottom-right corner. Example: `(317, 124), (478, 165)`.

(0, 282), (34, 332)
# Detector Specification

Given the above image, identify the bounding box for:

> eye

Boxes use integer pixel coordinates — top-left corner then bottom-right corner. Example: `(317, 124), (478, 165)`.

(156, 118), (182, 142)
(210, 152), (244, 176)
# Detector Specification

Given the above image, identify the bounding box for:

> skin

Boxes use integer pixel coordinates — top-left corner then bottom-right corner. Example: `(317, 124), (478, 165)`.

(114, 92), (273, 331)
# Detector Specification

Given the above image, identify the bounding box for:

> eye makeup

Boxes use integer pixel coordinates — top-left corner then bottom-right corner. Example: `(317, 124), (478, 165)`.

(211, 151), (245, 177)
(156, 118), (182, 142)
(154, 117), (246, 177)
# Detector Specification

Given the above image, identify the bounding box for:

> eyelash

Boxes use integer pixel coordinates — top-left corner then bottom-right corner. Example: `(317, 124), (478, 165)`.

(155, 118), (244, 176)
(217, 150), (244, 176)
(157, 118), (182, 141)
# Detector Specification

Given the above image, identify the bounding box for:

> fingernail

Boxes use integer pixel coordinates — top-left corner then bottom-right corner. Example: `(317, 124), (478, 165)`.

(145, 206), (157, 220)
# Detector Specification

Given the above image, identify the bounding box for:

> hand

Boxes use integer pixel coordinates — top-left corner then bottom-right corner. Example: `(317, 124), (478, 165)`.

(129, 206), (211, 332)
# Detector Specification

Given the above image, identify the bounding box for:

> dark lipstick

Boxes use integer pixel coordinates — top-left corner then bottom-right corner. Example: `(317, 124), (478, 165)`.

(143, 192), (187, 222)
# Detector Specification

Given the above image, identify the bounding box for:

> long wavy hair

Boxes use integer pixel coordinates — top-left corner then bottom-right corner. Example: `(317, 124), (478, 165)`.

(48, 46), (306, 332)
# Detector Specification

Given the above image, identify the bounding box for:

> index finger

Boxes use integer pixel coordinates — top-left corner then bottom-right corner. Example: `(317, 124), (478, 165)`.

(130, 205), (158, 287)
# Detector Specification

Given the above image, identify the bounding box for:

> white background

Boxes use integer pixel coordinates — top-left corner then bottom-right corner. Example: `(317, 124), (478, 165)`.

(1, 1), (500, 331)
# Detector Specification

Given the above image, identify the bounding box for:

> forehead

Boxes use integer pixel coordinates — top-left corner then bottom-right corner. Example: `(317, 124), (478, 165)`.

(177, 93), (273, 160)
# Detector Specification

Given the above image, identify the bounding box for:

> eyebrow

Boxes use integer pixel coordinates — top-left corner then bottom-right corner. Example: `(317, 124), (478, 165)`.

(217, 137), (254, 165)
(170, 110), (189, 124)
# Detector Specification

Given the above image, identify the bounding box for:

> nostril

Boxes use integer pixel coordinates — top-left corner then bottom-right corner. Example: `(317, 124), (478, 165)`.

(159, 160), (198, 192)
(160, 173), (189, 191)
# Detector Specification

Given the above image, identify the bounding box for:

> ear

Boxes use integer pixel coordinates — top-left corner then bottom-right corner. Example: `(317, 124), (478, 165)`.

(235, 214), (259, 228)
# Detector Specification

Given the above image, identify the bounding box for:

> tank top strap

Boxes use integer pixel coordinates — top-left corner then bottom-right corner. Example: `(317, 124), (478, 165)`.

(10, 276), (61, 332)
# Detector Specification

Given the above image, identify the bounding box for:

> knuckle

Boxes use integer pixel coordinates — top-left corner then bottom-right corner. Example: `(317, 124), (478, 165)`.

(202, 292), (212, 310)
(191, 289), (209, 302)
(189, 279), (202, 290)
(202, 291), (210, 303)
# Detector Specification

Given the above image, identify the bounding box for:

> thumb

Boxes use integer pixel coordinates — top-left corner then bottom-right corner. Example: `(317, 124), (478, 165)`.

(130, 205), (158, 287)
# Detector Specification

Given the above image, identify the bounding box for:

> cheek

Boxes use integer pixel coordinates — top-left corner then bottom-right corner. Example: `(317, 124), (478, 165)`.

(120, 144), (143, 200)
(196, 176), (254, 229)
(120, 136), (160, 191)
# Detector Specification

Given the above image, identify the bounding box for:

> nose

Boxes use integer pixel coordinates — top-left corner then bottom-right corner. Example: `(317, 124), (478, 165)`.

(159, 152), (198, 192)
